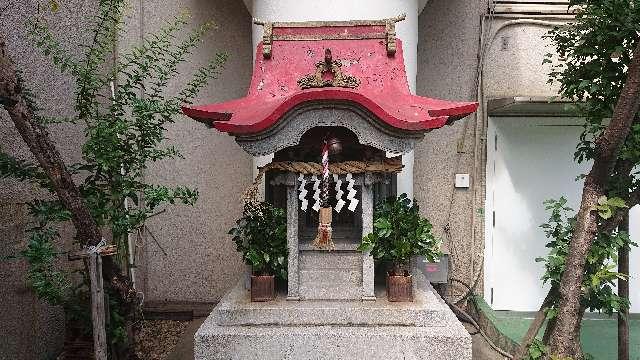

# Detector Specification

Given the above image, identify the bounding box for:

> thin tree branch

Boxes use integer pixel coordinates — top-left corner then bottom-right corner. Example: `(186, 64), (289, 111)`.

(514, 285), (558, 359)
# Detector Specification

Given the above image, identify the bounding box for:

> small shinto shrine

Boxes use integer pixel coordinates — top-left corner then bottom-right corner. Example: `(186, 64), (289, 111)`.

(183, 16), (478, 360)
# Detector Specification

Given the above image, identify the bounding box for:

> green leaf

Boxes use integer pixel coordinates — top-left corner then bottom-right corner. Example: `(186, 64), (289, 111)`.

(359, 194), (441, 266)
(597, 195), (608, 206)
(607, 197), (627, 209)
(229, 202), (288, 279)
(597, 206), (612, 219)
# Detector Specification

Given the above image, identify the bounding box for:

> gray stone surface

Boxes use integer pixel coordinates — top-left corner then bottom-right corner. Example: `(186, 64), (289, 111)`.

(299, 269), (363, 300)
(286, 179), (300, 300)
(211, 277), (451, 327)
(236, 103), (424, 156)
(299, 249), (363, 300)
(195, 273), (471, 359)
(361, 181), (376, 300)
(299, 251), (362, 269)
(195, 325), (471, 360)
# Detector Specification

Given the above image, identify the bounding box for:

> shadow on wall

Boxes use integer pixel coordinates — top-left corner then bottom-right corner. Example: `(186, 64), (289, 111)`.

(139, 0), (254, 304)
(0, 203), (65, 359)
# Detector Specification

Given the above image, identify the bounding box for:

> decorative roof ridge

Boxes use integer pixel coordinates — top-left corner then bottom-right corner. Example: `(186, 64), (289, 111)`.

(253, 14), (406, 58)
(252, 14), (406, 28)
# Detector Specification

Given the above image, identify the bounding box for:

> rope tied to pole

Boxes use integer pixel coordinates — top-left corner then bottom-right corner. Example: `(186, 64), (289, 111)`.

(87, 238), (107, 254)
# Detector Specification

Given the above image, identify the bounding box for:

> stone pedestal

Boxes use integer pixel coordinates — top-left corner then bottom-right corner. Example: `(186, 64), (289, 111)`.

(194, 273), (471, 360)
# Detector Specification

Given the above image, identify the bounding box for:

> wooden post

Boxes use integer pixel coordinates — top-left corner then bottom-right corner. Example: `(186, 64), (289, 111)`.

(89, 253), (107, 360)
(618, 212), (629, 360)
(69, 245), (117, 360)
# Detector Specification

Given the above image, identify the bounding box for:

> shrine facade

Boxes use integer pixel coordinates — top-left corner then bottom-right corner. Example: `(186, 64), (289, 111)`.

(183, 12), (477, 359)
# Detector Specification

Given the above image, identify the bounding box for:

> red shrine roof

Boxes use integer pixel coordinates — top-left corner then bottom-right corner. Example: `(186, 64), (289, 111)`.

(182, 18), (478, 135)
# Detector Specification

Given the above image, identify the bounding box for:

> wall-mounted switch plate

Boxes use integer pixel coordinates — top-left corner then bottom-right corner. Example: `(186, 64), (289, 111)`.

(455, 173), (470, 188)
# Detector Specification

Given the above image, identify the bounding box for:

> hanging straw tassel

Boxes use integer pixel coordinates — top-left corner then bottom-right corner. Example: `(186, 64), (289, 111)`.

(313, 141), (334, 250)
(313, 207), (334, 250)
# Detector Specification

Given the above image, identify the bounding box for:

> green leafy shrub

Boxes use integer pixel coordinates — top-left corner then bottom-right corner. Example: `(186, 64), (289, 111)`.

(527, 339), (547, 360)
(229, 202), (288, 280)
(537, 197), (635, 315)
(358, 193), (441, 275)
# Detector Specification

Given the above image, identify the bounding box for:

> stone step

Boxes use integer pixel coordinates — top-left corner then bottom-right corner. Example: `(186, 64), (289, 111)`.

(298, 269), (363, 300)
(212, 277), (452, 327)
(195, 324), (471, 360)
(299, 251), (362, 270)
(298, 250), (364, 300)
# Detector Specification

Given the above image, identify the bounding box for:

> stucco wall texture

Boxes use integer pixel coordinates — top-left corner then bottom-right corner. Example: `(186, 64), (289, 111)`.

(415, 0), (484, 291)
(415, 2), (567, 292)
(133, 0), (253, 303)
(484, 18), (564, 99)
(0, 1), (96, 359)
(0, 0), (252, 357)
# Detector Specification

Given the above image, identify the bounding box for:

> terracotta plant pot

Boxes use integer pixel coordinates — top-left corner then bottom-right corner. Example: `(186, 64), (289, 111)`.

(251, 274), (275, 302)
(386, 272), (414, 302)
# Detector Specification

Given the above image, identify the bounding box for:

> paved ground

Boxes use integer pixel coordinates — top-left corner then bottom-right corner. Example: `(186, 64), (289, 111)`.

(491, 311), (640, 360)
(166, 318), (205, 360)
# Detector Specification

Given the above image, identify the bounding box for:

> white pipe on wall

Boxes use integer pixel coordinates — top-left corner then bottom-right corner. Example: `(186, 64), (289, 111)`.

(249, 0), (420, 200)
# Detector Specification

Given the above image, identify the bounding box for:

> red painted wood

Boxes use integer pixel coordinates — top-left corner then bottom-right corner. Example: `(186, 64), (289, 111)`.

(182, 25), (478, 135)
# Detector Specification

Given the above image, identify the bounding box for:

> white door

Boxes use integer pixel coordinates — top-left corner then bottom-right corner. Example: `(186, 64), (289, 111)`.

(484, 116), (640, 312)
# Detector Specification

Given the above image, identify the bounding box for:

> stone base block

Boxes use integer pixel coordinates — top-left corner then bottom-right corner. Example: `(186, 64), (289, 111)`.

(195, 273), (471, 360)
(212, 279), (449, 326)
(195, 324), (471, 360)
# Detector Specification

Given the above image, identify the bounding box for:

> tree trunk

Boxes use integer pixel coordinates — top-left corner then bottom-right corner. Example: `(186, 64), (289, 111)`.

(0, 36), (138, 358)
(618, 211), (629, 360)
(547, 41), (640, 359)
(514, 285), (558, 360)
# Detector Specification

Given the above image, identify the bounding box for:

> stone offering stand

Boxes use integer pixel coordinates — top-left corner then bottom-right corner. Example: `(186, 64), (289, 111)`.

(183, 17), (478, 360)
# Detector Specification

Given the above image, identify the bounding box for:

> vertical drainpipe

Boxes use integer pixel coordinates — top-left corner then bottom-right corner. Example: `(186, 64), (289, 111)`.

(247, 0), (420, 201)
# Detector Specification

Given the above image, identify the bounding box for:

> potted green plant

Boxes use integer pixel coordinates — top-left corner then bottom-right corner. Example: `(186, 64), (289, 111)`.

(358, 194), (441, 302)
(229, 202), (288, 301)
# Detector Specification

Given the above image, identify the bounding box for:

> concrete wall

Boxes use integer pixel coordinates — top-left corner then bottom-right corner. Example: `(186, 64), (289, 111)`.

(415, 0), (484, 291)
(0, 1), (95, 358)
(415, 2), (566, 292)
(484, 18), (564, 99)
(134, 0), (253, 303)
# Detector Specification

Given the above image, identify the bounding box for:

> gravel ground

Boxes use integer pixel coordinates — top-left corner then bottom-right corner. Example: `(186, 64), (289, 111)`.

(135, 320), (189, 360)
